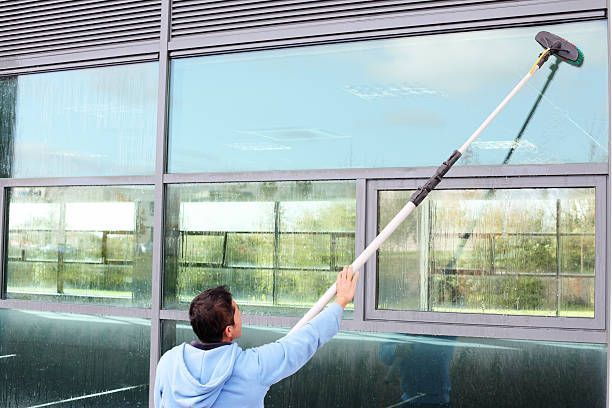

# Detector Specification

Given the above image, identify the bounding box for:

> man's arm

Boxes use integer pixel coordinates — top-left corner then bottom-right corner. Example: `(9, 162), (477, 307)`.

(251, 267), (358, 386)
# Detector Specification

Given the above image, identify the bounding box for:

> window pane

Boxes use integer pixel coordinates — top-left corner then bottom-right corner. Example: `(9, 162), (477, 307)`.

(169, 21), (607, 173)
(0, 309), (149, 407)
(377, 188), (596, 317)
(0, 63), (157, 178)
(162, 321), (606, 407)
(5, 186), (154, 307)
(164, 181), (355, 314)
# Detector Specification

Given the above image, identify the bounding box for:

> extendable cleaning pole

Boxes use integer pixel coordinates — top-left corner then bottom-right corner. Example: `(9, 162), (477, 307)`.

(287, 31), (584, 336)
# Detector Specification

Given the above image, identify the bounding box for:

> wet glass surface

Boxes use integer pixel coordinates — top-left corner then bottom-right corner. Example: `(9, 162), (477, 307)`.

(164, 181), (355, 315)
(377, 188), (596, 317)
(169, 21), (608, 173)
(0, 63), (157, 178)
(0, 309), (149, 407)
(162, 321), (606, 408)
(5, 186), (154, 307)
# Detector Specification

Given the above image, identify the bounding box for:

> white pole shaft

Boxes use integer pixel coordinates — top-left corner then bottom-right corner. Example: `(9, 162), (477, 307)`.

(458, 72), (533, 154)
(288, 69), (538, 336)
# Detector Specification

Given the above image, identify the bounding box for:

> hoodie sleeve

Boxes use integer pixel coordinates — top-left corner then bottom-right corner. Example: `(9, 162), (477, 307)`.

(252, 303), (343, 386)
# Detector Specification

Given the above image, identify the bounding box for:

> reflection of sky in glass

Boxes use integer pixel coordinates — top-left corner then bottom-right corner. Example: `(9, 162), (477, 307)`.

(169, 21), (608, 173)
(8, 63), (157, 177)
(179, 200), (355, 232)
(9, 202), (136, 231)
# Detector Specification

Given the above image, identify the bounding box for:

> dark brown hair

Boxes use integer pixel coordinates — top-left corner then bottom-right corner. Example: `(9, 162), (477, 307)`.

(189, 286), (235, 343)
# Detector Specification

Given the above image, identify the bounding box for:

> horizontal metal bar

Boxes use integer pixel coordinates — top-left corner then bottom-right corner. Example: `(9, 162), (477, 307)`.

(160, 309), (188, 321)
(0, 175), (156, 187)
(0, 29), (159, 55)
(169, 9), (604, 54)
(176, 262), (339, 272)
(369, 306), (602, 330)
(162, 163), (608, 184)
(0, 45), (159, 74)
(0, 299), (152, 318)
(9, 229), (133, 234)
(429, 271), (595, 278)
(160, 309), (606, 343)
(8, 259), (134, 266)
(179, 230), (353, 236)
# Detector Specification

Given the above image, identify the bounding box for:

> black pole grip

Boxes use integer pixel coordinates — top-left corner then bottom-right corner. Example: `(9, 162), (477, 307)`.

(409, 150), (462, 207)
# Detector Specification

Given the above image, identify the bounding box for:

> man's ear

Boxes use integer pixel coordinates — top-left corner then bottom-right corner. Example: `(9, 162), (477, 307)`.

(223, 325), (233, 341)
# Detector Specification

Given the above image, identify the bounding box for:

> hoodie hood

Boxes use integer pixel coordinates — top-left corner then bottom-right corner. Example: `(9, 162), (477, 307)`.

(162, 342), (240, 407)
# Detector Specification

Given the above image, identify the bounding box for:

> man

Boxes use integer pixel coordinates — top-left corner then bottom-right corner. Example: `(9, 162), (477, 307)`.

(154, 266), (358, 407)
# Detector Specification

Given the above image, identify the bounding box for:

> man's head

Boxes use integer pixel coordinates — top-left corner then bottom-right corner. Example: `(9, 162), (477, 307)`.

(189, 286), (242, 343)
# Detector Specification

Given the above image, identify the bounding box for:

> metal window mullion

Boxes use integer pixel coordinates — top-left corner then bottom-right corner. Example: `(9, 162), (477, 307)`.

(0, 175), (156, 187)
(0, 187), (6, 299)
(149, 0), (171, 405)
(0, 299), (152, 318)
(352, 179), (366, 323)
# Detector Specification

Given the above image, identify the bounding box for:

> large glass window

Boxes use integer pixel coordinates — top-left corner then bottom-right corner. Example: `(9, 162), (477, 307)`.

(169, 21), (607, 173)
(376, 186), (598, 319)
(162, 320), (606, 407)
(164, 181), (355, 314)
(0, 309), (149, 407)
(0, 63), (157, 178)
(5, 186), (154, 307)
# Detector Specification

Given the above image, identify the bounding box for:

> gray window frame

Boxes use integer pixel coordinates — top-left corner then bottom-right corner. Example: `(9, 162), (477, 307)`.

(365, 174), (607, 331)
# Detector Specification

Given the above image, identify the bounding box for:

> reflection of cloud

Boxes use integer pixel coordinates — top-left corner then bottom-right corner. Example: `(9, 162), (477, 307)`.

(472, 140), (537, 151)
(368, 24), (606, 93)
(240, 128), (349, 142)
(226, 142), (290, 151)
(346, 83), (445, 100)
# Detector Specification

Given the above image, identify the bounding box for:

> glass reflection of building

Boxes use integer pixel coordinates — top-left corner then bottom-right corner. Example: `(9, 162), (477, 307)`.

(0, 4), (609, 408)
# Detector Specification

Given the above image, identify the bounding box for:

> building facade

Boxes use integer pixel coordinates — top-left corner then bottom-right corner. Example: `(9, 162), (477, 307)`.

(0, 0), (610, 406)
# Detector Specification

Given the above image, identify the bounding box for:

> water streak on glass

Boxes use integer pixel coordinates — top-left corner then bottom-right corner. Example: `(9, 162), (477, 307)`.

(5, 186), (155, 307)
(162, 321), (606, 407)
(377, 188), (596, 317)
(0, 309), (149, 407)
(164, 181), (355, 315)
(169, 21), (608, 173)
(0, 63), (157, 178)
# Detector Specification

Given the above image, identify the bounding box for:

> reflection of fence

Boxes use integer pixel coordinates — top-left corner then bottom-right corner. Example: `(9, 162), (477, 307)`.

(8, 229), (134, 266)
(178, 230), (354, 272)
(430, 231), (595, 277)
(8, 229), (134, 296)
(428, 230), (595, 317)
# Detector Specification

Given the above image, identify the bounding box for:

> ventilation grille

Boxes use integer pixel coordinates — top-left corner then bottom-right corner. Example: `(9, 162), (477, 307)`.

(0, 0), (161, 59)
(170, 0), (505, 38)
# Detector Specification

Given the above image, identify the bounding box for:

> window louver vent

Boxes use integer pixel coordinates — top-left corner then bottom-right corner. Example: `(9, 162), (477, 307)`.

(170, 0), (486, 38)
(0, 0), (161, 59)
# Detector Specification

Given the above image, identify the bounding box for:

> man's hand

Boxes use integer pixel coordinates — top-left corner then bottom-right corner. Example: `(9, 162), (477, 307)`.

(335, 266), (359, 309)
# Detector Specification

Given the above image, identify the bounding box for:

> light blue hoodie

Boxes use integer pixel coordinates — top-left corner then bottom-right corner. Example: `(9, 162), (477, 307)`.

(154, 303), (343, 408)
